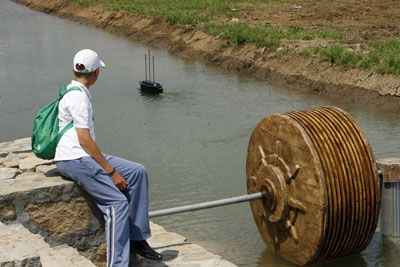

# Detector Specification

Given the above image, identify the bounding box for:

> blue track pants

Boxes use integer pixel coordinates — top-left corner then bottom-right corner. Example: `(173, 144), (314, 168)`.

(55, 155), (151, 267)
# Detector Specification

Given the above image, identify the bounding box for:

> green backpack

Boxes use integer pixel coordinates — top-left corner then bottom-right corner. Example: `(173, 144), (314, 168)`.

(32, 86), (81, 159)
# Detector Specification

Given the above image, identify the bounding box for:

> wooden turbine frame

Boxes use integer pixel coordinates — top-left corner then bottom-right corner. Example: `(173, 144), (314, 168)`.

(150, 106), (380, 266)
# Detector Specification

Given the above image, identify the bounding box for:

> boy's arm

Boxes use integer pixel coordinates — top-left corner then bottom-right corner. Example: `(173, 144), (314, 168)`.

(76, 128), (126, 191)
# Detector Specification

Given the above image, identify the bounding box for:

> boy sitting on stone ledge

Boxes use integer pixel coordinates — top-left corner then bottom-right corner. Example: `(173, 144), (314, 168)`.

(54, 49), (162, 266)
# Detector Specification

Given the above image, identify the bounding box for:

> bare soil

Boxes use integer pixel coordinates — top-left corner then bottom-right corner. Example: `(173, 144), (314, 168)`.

(237, 0), (400, 42)
(15, 0), (400, 110)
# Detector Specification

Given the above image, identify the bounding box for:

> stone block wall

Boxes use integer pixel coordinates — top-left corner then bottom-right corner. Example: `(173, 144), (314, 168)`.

(0, 138), (105, 265)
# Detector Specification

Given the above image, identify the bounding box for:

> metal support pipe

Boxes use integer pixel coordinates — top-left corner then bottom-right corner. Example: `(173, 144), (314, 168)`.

(149, 192), (265, 218)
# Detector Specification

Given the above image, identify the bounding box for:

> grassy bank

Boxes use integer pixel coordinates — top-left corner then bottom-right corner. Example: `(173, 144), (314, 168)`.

(72, 0), (400, 77)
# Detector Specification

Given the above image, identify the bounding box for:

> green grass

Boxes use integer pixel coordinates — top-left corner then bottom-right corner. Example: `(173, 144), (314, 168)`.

(72, 0), (235, 25)
(304, 38), (400, 76)
(205, 23), (345, 49)
(71, 0), (296, 25)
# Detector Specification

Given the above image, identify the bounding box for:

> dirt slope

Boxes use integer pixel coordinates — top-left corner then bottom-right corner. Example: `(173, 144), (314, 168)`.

(15, 0), (400, 110)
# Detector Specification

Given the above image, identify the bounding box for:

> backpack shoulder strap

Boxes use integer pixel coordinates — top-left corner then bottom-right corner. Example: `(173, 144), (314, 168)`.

(56, 121), (74, 143)
(56, 86), (83, 142)
(59, 86), (82, 98)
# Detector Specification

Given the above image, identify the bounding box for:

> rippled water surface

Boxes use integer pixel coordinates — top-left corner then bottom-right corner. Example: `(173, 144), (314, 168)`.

(0, 1), (399, 266)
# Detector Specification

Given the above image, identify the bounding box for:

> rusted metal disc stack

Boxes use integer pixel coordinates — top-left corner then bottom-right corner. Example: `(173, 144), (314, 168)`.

(246, 107), (380, 265)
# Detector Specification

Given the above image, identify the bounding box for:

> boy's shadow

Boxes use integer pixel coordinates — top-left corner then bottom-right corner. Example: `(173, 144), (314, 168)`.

(130, 250), (179, 266)
(42, 166), (62, 177)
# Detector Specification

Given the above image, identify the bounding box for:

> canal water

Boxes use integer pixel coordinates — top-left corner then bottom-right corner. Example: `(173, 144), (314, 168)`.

(0, 1), (399, 266)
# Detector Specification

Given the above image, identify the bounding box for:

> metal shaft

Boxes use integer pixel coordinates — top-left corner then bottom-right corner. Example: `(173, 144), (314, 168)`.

(149, 192), (265, 218)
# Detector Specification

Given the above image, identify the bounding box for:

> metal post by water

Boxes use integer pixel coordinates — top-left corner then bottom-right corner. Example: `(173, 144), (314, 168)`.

(377, 159), (400, 246)
(149, 192), (265, 218)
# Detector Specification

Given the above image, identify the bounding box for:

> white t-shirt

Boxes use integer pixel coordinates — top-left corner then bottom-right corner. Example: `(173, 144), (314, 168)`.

(54, 80), (95, 161)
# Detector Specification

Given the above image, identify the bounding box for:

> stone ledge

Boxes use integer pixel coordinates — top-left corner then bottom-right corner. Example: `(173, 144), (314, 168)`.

(0, 172), (73, 196)
(377, 158), (400, 183)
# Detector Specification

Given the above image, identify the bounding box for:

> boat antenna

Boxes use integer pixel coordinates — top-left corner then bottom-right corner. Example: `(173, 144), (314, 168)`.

(148, 49), (151, 82)
(144, 54), (147, 81)
(152, 55), (155, 82)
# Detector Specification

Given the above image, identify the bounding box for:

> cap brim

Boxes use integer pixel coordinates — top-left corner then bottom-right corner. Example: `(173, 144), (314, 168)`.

(99, 60), (106, 68)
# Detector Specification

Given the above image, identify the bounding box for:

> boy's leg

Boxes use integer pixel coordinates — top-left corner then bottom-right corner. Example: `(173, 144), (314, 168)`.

(104, 155), (151, 241)
(56, 157), (130, 267)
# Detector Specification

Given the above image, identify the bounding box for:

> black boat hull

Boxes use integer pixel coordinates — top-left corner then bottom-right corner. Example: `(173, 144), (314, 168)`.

(140, 81), (163, 94)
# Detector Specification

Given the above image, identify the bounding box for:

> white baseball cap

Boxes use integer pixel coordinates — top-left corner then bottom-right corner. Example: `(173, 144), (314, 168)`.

(73, 49), (105, 73)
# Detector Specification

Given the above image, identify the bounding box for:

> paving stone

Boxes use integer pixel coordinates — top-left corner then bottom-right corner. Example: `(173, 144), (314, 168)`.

(0, 223), (42, 266)
(164, 243), (208, 256)
(0, 141), (12, 157)
(0, 222), (95, 267)
(169, 259), (222, 267)
(0, 138), (31, 157)
(9, 137), (32, 153)
(136, 242), (229, 267)
(182, 251), (219, 262)
(17, 151), (35, 160)
(3, 153), (19, 168)
(150, 221), (167, 233)
(148, 231), (187, 248)
(0, 167), (19, 180)
(215, 260), (238, 267)
(19, 156), (53, 172)
(14, 171), (46, 180)
(38, 245), (95, 267)
(0, 157), (6, 166)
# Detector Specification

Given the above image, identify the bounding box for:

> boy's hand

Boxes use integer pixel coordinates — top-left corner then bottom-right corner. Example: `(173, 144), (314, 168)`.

(111, 171), (127, 191)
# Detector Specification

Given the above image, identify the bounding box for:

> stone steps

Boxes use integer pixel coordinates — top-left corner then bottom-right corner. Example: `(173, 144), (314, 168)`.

(0, 222), (95, 267)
